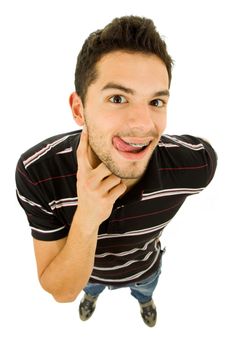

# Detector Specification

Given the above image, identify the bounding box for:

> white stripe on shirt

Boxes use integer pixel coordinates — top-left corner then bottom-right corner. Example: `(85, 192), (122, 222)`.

(91, 245), (161, 283)
(163, 135), (205, 151)
(16, 189), (53, 215)
(142, 188), (204, 201)
(49, 197), (78, 210)
(23, 133), (78, 169)
(98, 220), (171, 240)
(30, 225), (66, 234)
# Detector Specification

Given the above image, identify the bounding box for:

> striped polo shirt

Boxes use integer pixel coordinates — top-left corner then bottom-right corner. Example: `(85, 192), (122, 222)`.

(15, 130), (217, 286)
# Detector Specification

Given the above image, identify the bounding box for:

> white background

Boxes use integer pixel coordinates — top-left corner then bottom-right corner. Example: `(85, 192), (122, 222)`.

(0, 0), (232, 349)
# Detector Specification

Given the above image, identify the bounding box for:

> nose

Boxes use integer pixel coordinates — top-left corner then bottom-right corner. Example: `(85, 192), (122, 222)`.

(126, 103), (155, 133)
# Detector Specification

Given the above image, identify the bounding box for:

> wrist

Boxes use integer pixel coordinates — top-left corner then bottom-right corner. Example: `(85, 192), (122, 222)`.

(72, 207), (100, 233)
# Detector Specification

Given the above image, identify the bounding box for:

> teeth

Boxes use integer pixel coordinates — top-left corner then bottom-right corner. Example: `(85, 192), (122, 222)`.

(127, 142), (150, 148)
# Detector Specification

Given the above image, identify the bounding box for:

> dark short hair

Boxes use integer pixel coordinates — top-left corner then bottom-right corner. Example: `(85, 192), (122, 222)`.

(75, 16), (173, 104)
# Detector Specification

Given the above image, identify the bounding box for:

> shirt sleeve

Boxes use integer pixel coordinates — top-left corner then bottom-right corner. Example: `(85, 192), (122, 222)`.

(15, 156), (69, 241)
(180, 135), (218, 186)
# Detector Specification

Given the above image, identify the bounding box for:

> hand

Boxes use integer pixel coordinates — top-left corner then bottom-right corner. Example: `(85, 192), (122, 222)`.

(76, 127), (127, 226)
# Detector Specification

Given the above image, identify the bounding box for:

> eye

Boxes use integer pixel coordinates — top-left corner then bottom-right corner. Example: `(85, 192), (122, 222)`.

(109, 95), (127, 104)
(150, 99), (165, 108)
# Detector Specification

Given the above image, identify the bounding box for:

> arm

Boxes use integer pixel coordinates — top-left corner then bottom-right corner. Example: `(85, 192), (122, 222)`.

(34, 128), (126, 302)
(34, 211), (99, 303)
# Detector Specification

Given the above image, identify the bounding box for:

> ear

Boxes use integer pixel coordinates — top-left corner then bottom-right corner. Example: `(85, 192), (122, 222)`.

(69, 92), (85, 126)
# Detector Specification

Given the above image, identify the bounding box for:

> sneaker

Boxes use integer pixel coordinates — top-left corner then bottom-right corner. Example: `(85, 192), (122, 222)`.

(139, 299), (157, 327)
(79, 293), (98, 321)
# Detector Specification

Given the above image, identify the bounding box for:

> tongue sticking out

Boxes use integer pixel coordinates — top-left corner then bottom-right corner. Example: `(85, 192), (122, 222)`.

(113, 136), (145, 152)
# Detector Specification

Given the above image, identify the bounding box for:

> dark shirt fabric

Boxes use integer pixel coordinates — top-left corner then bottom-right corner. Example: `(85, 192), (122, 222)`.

(15, 130), (217, 286)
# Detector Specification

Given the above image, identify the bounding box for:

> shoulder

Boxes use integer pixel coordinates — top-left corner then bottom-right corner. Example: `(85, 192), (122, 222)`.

(159, 134), (217, 160)
(160, 134), (213, 150)
(19, 130), (81, 168)
(157, 134), (217, 187)
(15, 129), (81, 191)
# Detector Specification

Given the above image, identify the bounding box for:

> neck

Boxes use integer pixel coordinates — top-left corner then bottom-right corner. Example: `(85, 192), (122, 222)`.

(122, 178), (139, 192)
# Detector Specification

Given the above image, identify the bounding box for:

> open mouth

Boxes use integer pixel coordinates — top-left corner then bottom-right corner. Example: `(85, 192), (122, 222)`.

(123, 143), (149, 153)
(112, 136), (152, 158)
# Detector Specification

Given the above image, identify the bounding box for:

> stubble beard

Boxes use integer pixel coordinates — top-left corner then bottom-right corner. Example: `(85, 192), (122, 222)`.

(86, 123), (154, 180)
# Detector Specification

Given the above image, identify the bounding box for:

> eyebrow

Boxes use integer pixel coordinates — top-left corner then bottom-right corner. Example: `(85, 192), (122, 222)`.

(101, 82), (170, 98)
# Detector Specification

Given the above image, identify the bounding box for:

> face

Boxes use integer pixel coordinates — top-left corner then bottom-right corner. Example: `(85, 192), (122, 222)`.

(74, 51), (169, 184)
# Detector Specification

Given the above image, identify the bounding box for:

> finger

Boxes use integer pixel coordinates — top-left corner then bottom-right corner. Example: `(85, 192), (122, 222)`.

(93, 162), (113, 183)
(77, 127), (92, 171)
(108, 181), (127, 202)
(98, 173), (122, 194)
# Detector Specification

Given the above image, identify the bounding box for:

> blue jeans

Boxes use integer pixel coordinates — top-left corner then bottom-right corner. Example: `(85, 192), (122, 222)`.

(84, 253), (163, 304)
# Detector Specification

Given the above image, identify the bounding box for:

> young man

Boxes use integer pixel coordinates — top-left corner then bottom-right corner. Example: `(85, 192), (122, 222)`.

(15, 16), (217, 327)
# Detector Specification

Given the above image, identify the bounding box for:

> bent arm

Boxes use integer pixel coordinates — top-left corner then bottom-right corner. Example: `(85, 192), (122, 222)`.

(34, 209), (98, 303)
(32, 128), (126, 303)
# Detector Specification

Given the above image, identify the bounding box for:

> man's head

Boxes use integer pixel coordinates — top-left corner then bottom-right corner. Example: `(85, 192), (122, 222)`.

(74, 16), (173, 105)
(70, 16), (173, 187)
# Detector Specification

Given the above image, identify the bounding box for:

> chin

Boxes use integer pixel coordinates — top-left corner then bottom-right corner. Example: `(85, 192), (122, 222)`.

(111, 159), (149, 179)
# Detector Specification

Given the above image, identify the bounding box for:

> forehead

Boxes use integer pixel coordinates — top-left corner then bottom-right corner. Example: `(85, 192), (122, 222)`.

(94, 50), (169, 90)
